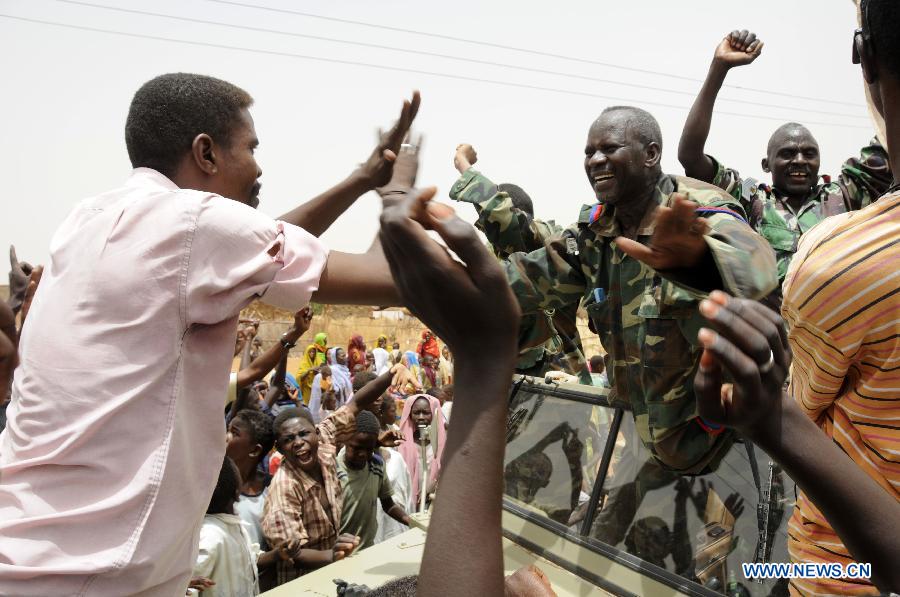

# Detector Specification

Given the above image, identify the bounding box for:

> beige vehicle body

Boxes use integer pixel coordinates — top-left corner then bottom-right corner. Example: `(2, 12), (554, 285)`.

(265, 377), (793, 596)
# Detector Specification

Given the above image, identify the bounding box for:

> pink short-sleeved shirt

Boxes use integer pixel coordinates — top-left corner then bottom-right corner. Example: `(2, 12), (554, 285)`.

(0, 168), (328, 596)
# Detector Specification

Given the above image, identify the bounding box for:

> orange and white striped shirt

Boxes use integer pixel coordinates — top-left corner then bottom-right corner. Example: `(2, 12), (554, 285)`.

(781, 192), (900, 596)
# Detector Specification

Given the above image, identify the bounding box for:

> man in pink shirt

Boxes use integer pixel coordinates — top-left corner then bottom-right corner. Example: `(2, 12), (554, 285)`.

(0, 73), (415, 595)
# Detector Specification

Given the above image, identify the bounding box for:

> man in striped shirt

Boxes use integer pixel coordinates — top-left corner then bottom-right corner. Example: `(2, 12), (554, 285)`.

(779, 1), (900, 593)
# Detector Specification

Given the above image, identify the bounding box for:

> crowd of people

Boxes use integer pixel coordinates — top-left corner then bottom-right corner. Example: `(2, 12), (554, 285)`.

(1, 1), (900, 595)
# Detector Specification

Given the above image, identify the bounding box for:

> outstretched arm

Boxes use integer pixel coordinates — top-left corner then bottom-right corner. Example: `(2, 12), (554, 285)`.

(694, 293), (900, 593)
(236, 308), (311, 389)
(379, 186), (520, 597)
(277, 92), (420, 236)
(678, 30), (763, 182)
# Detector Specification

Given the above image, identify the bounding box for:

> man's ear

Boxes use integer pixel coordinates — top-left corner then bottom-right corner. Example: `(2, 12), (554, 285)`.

(761, 157), (770, 173)
(644, 142), (662, 169)
(249, 443), (262, 460)
(857, 33), (878, 85)
(191, 133), (217, 175)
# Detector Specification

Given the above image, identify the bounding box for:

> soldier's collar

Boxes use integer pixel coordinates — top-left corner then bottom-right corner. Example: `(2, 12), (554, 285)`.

(580, 174), (672, 237)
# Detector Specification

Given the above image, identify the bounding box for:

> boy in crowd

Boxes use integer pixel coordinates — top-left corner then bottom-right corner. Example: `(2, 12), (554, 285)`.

(226, 410), (275, 552)
(337, 410), (411, 549)
(192, 457), (290, 596)
(262, 364), (415, 584)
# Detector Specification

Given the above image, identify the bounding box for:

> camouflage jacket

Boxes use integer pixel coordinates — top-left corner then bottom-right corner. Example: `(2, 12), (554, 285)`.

(449, 169), (590, 382)
(503, 174), (777, 474)
(709, 139), (892, 285)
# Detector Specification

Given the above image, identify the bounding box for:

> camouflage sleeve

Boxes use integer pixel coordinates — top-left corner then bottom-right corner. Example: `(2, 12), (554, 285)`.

(449, 169), (551, 254)
(837, 138), (893, 209)
(666, 185), (778, 300)
(706, 155), (743, 203)
(504, 227), (588, 315)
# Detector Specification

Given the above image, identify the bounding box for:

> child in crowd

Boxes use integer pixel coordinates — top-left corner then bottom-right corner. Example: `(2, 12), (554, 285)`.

(192, 457), (288, 596)
(337, 410), (411, 549)
(261, 365), (413, 585)
(389, 341), (402, 365)
(376, 395), (414, 543)
(420, 355), (439, 391)
(226, 410), (275, 552)
(307, 365), (334, 423)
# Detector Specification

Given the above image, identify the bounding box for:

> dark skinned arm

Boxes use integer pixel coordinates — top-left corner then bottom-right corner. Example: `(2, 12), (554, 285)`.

(277, 92), (420, 236)
(678, 30), (763, 182)
(345, 368), (393, 417)
(378, 186), (520, 597)
(695, 293), (900, 593)
(263, 353), (289, 409)
(236, 307), (311, 389)
(380, 496), (411, 526)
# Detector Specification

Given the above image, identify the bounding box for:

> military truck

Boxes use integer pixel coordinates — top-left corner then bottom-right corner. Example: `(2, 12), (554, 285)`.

(265, 376), (793, 596)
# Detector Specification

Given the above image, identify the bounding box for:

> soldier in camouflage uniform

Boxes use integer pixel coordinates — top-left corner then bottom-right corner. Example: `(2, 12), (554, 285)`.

(495, 106), (777, 475)
(678, 30), (893, 304)
(448, 144), (590, 383)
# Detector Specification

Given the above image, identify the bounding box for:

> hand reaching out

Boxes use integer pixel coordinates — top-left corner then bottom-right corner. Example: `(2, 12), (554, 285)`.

(378, 428), (405, 447)
(693, 291), (792, 440)
(453, 144), (477, 174)
(389, 363), (421, 393)
(357, 91), (421, 190)
(378, 187), (520, 354)
(615, 194), (710, 271)
(714, 30), (764, 68)
(376, 132), (423, 202)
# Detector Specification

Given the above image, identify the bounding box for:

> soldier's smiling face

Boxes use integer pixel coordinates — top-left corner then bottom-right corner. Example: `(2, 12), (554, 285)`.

(763, 126), (821, 199)
(584, 112), (660, 206)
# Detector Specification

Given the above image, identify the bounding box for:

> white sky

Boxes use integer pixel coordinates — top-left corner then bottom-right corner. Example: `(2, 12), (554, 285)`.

(1, 0), (872, 265)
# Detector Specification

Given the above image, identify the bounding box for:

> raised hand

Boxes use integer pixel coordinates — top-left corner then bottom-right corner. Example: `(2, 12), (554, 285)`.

(18, 265), (43, 331)
(376, 132), (423, 201)
(357, 91), (421, 190)
(293, 306), (313, 335)
(378, 428), (404, 447)
(389, 363), (421, 393)
(714, 30), (763, 68)
(8, 245), (34, 315)
(453, 144), (478, 174)
(693, 291), (792, 439)
(614, 194), (710, 271)
(378, 187), (520, 354)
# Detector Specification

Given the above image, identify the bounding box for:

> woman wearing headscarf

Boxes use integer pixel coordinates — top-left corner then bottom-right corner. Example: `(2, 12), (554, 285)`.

(347, 334), (367, 375)
(416, 329), (440, 362)
(311, 332), (328, 364)
(397, 394), (448, 511)
(294, 343), (320, 405)
(326, 347), (353, 407)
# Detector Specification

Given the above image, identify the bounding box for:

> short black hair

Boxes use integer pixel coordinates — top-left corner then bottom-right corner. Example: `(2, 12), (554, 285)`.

(355, 410), (381, 436)
(233, 409), (276, 458)
(125, 73), (253, 178)
(589, 355), (605, 373)
(273, 406), (313, 437)
(207, 456), (241, 515)
(352, 371), (377, 392)
(599, 106), (662, 151)
(766, 122), (817, 156)
(497, 183), (534, 217)
(862, 0), (900, 78)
